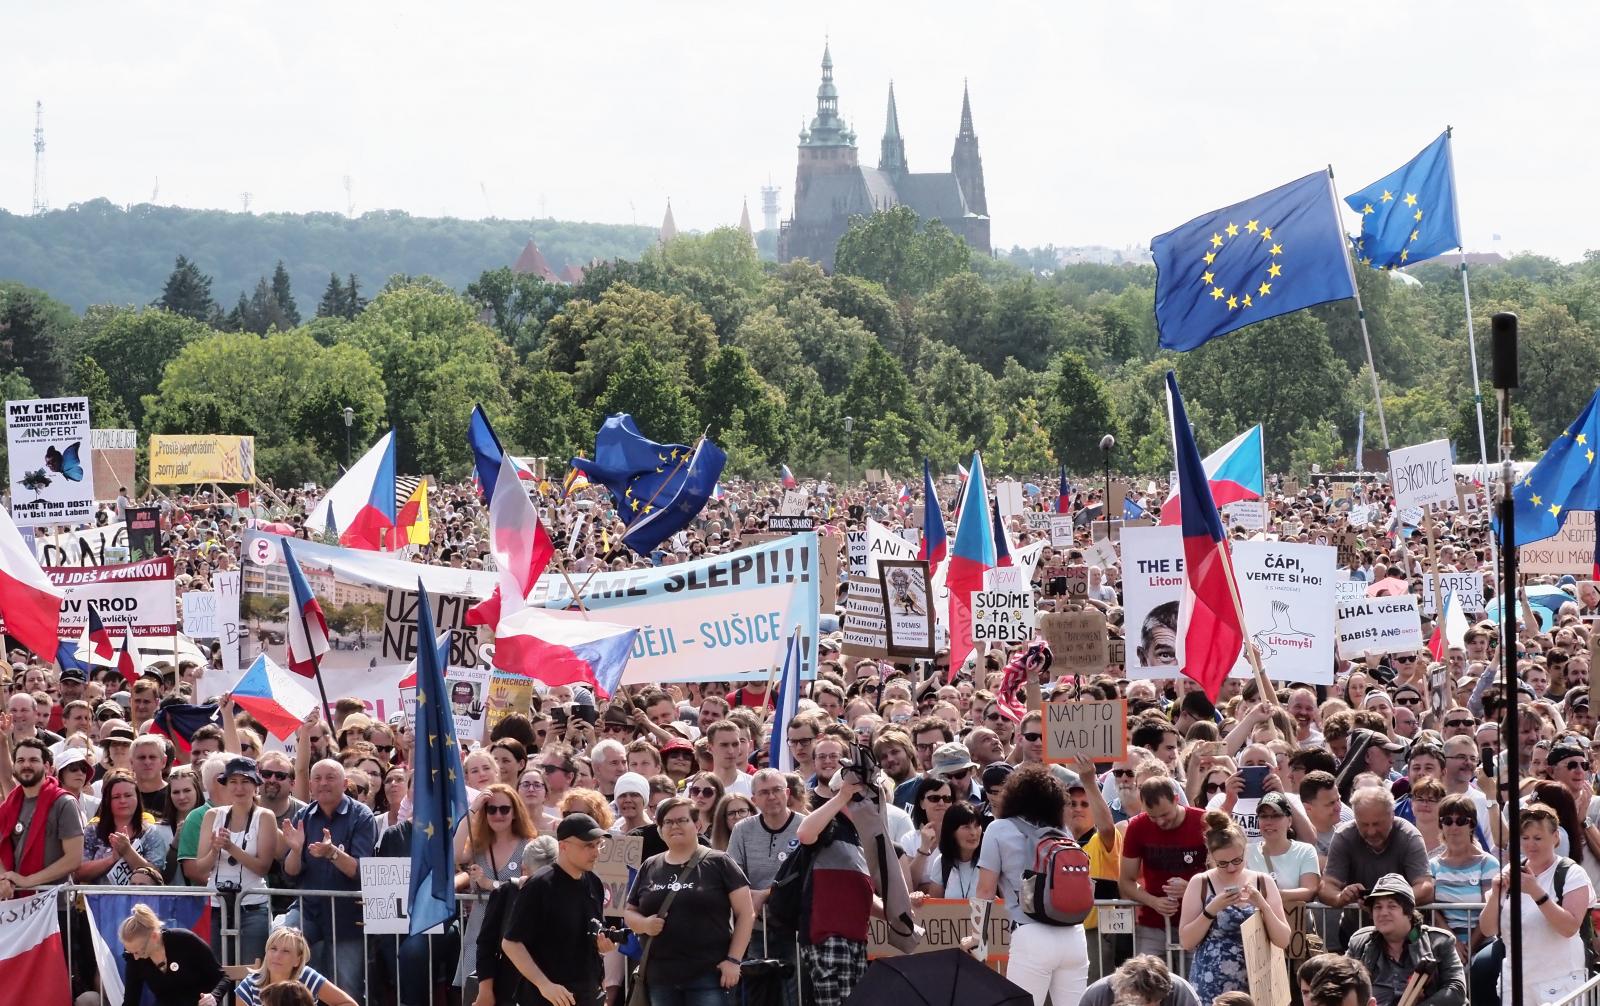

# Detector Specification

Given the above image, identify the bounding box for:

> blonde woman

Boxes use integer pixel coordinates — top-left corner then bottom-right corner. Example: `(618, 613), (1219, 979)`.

(233, 926), (357, 1006)
(119, 903), (232, 1006)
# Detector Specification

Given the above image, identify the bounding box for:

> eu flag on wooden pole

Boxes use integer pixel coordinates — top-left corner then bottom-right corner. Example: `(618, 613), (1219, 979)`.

(1153, 171), (1356, 352)
(408, 580), (470, 936)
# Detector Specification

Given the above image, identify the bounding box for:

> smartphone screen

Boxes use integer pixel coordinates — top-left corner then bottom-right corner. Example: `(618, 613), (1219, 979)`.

(1240, 765), (1269, 800)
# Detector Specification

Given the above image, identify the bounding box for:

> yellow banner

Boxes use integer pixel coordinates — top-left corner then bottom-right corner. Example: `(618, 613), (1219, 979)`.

(148, 435), (256, 484)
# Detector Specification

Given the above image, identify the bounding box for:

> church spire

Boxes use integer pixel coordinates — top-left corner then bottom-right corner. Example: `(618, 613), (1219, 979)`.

(951, 80), (987, 216)
(958, 78), (976, 139)
(738, 198), (753, 244)
(660, 199), (678, 243)
(879, 81), (907, 175)
(802, 38), (853, 148)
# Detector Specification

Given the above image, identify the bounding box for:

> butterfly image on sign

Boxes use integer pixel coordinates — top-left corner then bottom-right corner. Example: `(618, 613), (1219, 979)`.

(46, 442), (85, 481)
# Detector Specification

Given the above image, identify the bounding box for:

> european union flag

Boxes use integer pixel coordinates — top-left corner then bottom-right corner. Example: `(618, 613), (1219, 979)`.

(1153, 171), (1356, 352)
(1497, 387), (1600, 547)
(571, 414), (727, 555)
(1345, 131), (1461, 271)
(408, 579), (470, 936)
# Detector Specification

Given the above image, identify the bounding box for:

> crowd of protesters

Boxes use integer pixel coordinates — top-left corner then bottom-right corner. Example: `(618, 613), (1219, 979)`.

(0, 467), (1596, 1006)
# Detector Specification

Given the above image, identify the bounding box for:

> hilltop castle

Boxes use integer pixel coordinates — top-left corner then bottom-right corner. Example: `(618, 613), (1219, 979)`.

(778, 42), (990, 269)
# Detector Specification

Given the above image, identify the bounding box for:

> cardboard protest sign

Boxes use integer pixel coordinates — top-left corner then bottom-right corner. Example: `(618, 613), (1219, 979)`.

(1041, 610), (1108, 675)
(818, 529), (843, 613)
(866, 898), (1012, 961)
(487, 672), (535, 734)
(973, 580), (1035, 644)
(1230, 541), (1337, 685)
(1108, 637), (1126, 669)
(46, 557), (178, 638)
(1243, 911), (1291, 1006)
(1063, 564), (1088, 601)
(1049, 514), (1074, 546)
(1388, 439), (1454, 510)
(6, 396), (95, 527)
(214, 570), (241, 674)
(1334, 529), (1360, 568)
(359, 857), (442, 935)
(148, 434), (256, 484)
(845, 520), (918, 657)
(1336, 594), (1424, 657)
(877, 559), (934, 658)
(1121, 525), (1184, 678)
(1520, 511), (1596, 575)
(181, 590), (218, 638)
(780, 489), (807, 515)
(1334, 575), (1367, 606)
(595, 834), (644, 917)
(90, 429), (136, 501)
(1221, 500), (1268, 531)
(1421, 571), (1485, 615)
(1024, 512), (1052, 534)
(1044, 700), (1130, 763)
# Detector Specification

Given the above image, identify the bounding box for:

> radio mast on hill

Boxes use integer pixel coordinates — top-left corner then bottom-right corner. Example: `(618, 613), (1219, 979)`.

(31, 101), (47, 215)
(760, 179), (781, 232)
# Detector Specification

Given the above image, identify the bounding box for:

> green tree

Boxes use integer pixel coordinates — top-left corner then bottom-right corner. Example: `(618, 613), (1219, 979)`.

(69, 355), (129, 429)
(730, 306), (812, 392)
(652, 227), (766, 296)
(858, 413), (914, 471)
(986, 277), (1066, 373)
(270, 261), (301, 327)
(347, 282), (516, 474)
(1494, 298), (1600, 442)
(822, 276), (917, 368)
(466, 267), (572, 355)
(698, 346), (787, 463)
(316, 274), (347, 319)
(543, 284), (717, 407)
(0, 282), (73, 396)
(153, 255), (218, 323)
(511, 370), (586, 461)
(592, 343), (699, 445)
(1286, 419), (1344, 474)
(1039, 351), (1119, 471)
(834, 206), (972, 298)
(844, 339), (916, 428)
(915, 273), (994, 369)
(73, 306), (215, 428)
(779, 294), (873, 396)
(1451, 396), (1538, 462)
(916, 343), (999, 468)
(0, 369), (36, 474)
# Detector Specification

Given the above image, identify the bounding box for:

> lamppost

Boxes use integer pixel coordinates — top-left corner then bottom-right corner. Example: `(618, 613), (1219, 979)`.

(1099, 434), (1115, 525)
(844, 415), (854, 468)
(342, 406), (354, 470)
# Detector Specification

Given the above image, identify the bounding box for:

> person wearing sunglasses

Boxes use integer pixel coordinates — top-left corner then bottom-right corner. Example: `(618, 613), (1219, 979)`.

(1177, 812), (1291, 1003)
(195, 757), (277, 966)
(1012, 710), (1046, 766)
(1427, 792), (1496, 956)
(454, 782), (536, 1003)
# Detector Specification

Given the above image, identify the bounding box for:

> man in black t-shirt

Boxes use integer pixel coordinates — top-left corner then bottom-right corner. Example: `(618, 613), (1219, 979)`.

(502, 814), (616, 1006)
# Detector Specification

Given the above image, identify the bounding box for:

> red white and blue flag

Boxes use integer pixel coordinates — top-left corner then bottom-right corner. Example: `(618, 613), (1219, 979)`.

(84, 606), (114, 661)
(947, 451), (996, 675)
(0, 508), (61, 659)
(1159, 423), (1265, 525)
(231, 653), (320, 740)
(990, 500), (1014, 568)
(1166, 371), (1245, 700)
(0, 891), (71, 1004)
(1056, 466), (1072, 515)
(281, 539), (330, 679)
(917, 459), (947, 570)
(307, 430), (398, 550)
(780, 464), (797, 489)
(897, 483), (912, 504)
(114, 627), (145, 686)
(465, 453), (556, 629)
(491, 605), (638, 698)
(768, 628), (803, 773)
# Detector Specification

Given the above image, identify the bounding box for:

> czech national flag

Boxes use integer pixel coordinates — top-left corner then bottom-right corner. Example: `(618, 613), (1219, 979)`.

(281, 539), (330, 679)
(1428, 589), (1470, 662)
(84, 606), (115, 661)
(230, 654), (319, 740)
(1158, 423), (1265, 525)
(465, 453), (556, 629)
(151, 702), (220, 755)
(1056, 466), (1072, 514)
(947, 451), (996, 674)
(917, 459), (947, 569)
(307, 430), (399, 549)
(781, 464), (797, 489)
(990, 500), (1014, 568)
(0, 507), (62, 658)
(897, 483), (912, 504)
(1167, 371), (1244, 700)
(768, 629), (803, 773)
(491, 605), (638, 698)
(470, 404), (508, 501)
(115, 628), (145, 686)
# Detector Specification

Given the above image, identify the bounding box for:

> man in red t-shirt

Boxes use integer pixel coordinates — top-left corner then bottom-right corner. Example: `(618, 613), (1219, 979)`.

(1118, 777), (1207, 958)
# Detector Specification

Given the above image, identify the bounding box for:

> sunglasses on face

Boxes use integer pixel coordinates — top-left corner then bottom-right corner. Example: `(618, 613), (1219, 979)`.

(924, 794), (952, 804)
(1113, 769), (1134, 779)
(944, 767), (971, 781)
(1445, 719), (1474, 728)
(1440, 815), (1475, 827)
(1397, 696), (1422, 706)
(1561, 760), (1587, 772)
(373, 745), (394, 754)
(1022, 732), (1042, 743)
(261, 769), (292, 781)
(1394, 655), (1418, 664)
(486, 804), (515, 816)
(348, 785), (369, 797)
(690, 787), (718, 798)
(1203, 783), (1224, 795)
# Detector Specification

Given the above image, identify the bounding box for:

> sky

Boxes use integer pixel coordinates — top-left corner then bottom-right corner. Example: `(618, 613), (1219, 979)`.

(5, 1), (1599, 260)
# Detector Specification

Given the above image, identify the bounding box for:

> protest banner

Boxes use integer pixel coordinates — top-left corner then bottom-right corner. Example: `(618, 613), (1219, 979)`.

(1229, 540), (1337, 685)
(877, 559), (934, 658)
(1043, 699), (1130, 763)
(866, 898), (1011, 962)
(1243, 911), (1291, 1005)
(34, 521), (128, 567)
(1049, 514), (1074, 546)
(1023, 512), (1052, 534)
(1334, 575), (1367, 606)
(1520, 510), (1596, 575)
(1347, 503), (1373, 527)
(6, 396), (95, 527)
(1109, 479), (1131, 519)
(90, 429), (136, 500)
(1421, 571), (1486, 615)
(214, 570), (241, 674)
(0, 889), (71, 1002)
(182, 590), (217, 638)
(1282, 478), (1299, 496)
(359, 857), (443, 935)
(1389, 439), (1454, 511)
(124, 506), (161, 561)
(46, 557), (178, 638)
(148, 434), (256, 484)
(1063, 564), (1088, 601)
(1334, 528), (1360, 569)
(1120, 525), (1184, 678)
(973, 581), (1035, 644)
(779, 489), (807, 515)
(595, 834), (644, 918)
(1221, 500), (1268, 531)
(384, 586), (491, 670)
(994, 480), (1025, 519)
(845, 520), (917, 658)
(1041, 610), (1108, 676)
(487, 672), (535, 734)
(767, 514), (815, 533)
(446, 664), (493, 742)
(1336, 594), (1424, 657)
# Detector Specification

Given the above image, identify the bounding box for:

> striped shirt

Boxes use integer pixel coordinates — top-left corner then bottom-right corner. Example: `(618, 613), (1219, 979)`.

(235, 965), (328, 1006)
(1429, 850), (1498, 936)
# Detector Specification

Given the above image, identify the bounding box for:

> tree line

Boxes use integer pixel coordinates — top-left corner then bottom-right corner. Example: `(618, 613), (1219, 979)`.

(2, 201), (1594, 488)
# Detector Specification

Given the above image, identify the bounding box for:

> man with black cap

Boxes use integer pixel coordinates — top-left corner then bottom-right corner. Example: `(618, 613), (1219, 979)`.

(1343, 873), (1464, 1006)
(502, 813), (617, 1006)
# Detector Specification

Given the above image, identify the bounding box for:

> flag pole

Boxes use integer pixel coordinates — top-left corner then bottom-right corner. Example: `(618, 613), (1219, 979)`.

(304, 637), (333, 720)
(1218, 541), (1279, 708)
(1327, 165), (1391, 450)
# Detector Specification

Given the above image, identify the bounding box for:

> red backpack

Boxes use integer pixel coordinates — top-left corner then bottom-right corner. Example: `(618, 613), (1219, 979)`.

(1014, 818), (1094, 927)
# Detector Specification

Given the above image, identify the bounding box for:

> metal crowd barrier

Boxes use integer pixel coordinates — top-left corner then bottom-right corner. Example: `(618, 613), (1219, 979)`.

(39, 887), (1560, 1006)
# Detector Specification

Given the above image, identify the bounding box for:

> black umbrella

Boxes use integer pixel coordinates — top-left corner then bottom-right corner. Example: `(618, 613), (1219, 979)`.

(843, 949), (1032, 1006)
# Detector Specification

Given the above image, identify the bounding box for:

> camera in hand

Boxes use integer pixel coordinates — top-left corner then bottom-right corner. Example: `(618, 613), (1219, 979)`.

(589, 918), (631, 943)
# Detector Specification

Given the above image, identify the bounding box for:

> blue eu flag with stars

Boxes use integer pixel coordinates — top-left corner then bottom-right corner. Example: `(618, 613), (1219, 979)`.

(407, 579), (470, 936)
(1346, 131), (1461, 270)
(1497, 387), (1600, 550)
(571, 413), (727, 556)
(1153, 171), (1356, 352)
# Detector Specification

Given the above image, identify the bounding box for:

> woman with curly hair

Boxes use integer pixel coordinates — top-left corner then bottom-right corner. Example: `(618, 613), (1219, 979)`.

(557, 786), (616, 830)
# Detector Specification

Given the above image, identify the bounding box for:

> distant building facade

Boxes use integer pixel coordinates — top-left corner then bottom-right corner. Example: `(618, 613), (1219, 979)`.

(778, 43), (990, 269)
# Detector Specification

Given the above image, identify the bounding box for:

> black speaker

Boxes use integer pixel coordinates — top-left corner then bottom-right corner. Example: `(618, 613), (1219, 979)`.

(1492, 312), (1519, 390)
